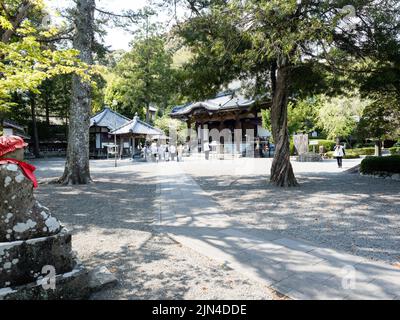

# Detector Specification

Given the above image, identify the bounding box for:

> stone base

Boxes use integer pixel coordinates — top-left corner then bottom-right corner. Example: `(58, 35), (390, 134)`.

(0, 228), (75, 288)
(296, 153), (322, 162)
(0, 261), (90, 300)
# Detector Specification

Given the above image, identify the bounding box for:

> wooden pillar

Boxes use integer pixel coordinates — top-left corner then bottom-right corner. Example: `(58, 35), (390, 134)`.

(186, 119), (192, 143)
(254, 109), (260, 138)
(199, 121), (204, 153)
(218, 120), (225, 157)
(234, 114), (242, 154)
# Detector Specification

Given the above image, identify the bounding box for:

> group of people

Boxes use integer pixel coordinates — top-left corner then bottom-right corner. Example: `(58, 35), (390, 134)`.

(140, 142), (185, 162)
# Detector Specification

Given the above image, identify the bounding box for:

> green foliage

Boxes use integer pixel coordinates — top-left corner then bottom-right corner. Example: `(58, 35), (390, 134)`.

(289, 138), (295, 156)
(317, 94), (369, 140)
(105, 34), (177, 119)
(354, 141), (376, 148)
(389, 147), (400, 155)
(353, 148), (376, 156)
(326, 147), (377, 159)
(154, 115), (187, 143)
(261, 109), (271, 132)
(0, 0), (90, 110)
(308, 140), (336, 153)
(356, 94), (400, 141)
(326, 151), (360, 159)
(288, 98), (319, 135)
(360, 156), (400, 174)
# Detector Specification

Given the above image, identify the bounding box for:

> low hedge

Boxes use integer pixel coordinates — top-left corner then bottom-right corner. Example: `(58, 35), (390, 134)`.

(308, 140), (336, 152)
(290, 139), (296, 156)
(352, 147), (376, 156)
(326, 151), (360, 159)
(390, 147), (400, 155)
(360, 155), (400, 174)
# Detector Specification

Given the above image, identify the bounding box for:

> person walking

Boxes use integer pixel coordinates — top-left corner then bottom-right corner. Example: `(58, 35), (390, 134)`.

(333, 142), (346, 168)
(170, 144), (177, 161)
(165, 144), (170, 162)
(158, 144), (164, 162)
(151, 142), (158, 163)
(177, 144), (183, 162)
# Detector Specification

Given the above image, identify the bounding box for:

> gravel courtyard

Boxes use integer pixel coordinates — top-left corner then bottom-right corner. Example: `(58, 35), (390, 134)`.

(32, 158), (278, 300)
(30, 156), (400, 299)
(180, 157), (400, 265)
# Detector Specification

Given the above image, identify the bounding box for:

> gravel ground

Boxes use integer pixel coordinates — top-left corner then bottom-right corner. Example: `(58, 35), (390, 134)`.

(32, 158), (279, 300)
(180, 157), (400, 265)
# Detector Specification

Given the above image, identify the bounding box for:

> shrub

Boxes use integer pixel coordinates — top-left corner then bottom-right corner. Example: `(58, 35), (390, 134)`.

(352, 147), (375, 156)
(327, 147), (375, 157)
(389, 147), (400, 155)
(308, 139), (336, 152)
(360, 155), (400, 174)
(290, 139), (296, 156)
(326, 151), (360, 159)
(354, 142), (375, 148)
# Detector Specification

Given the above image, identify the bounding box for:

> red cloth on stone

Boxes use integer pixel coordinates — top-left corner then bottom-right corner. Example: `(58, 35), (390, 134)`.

(0, 135), (28, 157)
(0, 159), (38, 188)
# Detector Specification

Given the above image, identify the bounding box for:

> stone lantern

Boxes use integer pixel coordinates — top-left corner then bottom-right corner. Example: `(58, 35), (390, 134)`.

(0, 136), (89, 299)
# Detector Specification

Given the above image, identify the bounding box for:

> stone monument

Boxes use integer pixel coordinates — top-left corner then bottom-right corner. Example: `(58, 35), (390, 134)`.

(0, 136), (89, 300)
(293, 134), (322, 162)
(293, 134), (309, 155)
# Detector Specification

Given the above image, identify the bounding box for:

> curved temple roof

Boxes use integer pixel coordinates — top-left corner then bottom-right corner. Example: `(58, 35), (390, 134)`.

(90, 107), (131, 131)
(170, 92), (256, 118)
(111, 116), (162, 136)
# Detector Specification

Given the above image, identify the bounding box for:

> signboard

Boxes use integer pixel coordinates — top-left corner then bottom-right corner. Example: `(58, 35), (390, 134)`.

(309, 140), (319, 146)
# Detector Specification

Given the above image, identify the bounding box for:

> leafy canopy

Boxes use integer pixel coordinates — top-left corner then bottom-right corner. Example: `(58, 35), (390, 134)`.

(105, 34), (176, 119)
(0, 0), (92, 111)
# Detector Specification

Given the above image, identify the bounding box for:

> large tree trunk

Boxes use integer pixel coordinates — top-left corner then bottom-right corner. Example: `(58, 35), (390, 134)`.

(374, 139), (382, 157)
(59, 0), (94, 185)
(30, 94), (40, 158)
(270, 58), (299, 187)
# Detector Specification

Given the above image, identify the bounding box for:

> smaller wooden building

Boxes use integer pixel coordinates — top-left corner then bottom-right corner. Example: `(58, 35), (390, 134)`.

(111, 115), (163, 157)
(89, 107), (131, 158)
(1, 119), (30, 140)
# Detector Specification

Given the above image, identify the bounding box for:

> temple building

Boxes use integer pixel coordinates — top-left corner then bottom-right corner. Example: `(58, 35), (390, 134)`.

(111, 114), (163, 158)
(89, 107), (131, 158)
(1, 119), (30, 140)
(170, 91), (271, 157)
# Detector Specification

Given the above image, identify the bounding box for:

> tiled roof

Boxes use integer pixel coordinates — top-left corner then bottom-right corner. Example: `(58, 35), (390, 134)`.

(111, 116), (163, 136)
(90, 107), (130, 131)
(3, 119), (25, 131)
(170, 91), (255, 117)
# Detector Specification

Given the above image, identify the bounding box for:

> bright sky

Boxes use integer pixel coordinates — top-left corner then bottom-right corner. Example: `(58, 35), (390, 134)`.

(45, 0), (179, 51)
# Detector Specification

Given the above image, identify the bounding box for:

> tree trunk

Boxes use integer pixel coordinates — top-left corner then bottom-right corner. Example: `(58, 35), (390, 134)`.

(145, 102), (150, 123)
(59, 0), (94, 185)
(30, 94), (41, 158)
(374, 140), (382, 157)
(1, 2), (33, 43)
(270, 58), (298, 187)
(44, 94), (50, 127)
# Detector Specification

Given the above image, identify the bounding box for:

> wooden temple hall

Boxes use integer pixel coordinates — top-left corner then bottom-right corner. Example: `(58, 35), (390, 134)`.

(90, 107), (161, 158)
(170, 91), (271, 157)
